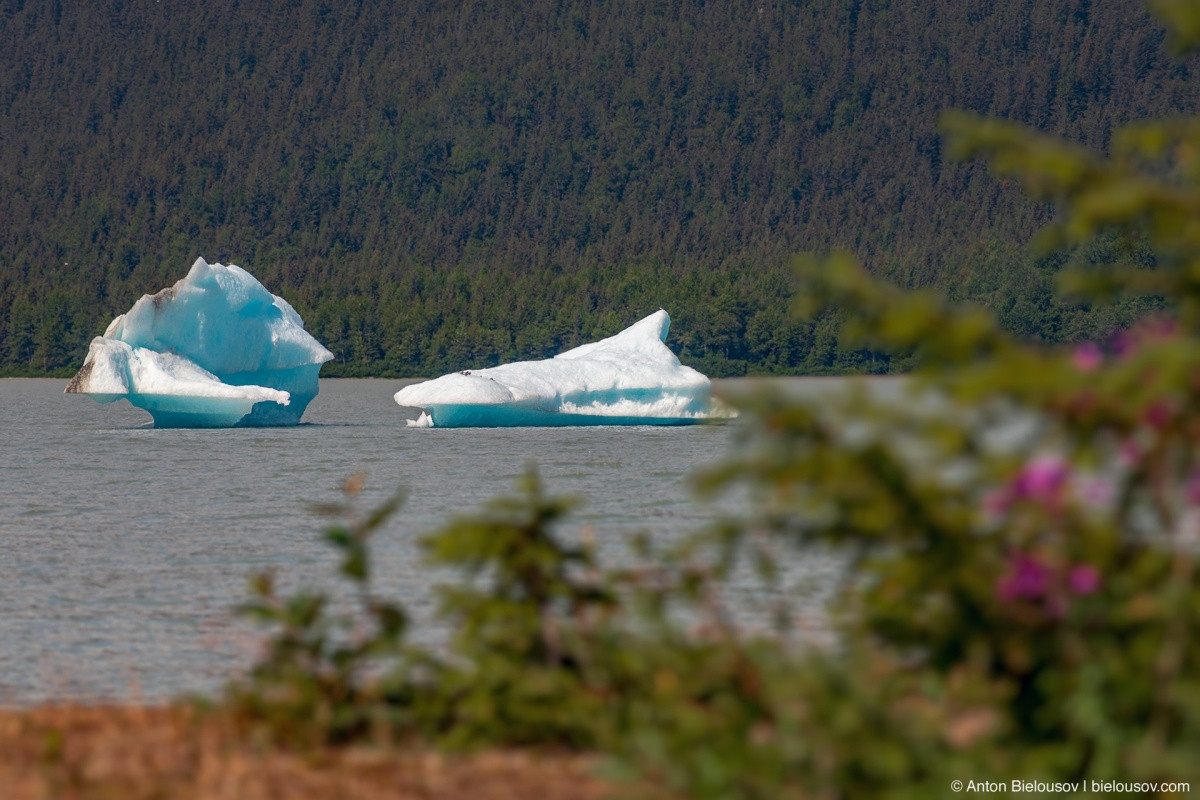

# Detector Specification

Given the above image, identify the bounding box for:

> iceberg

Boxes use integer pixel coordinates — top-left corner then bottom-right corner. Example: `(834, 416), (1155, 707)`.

(394, 310), (724, 427)
(66, 257), (334, 427)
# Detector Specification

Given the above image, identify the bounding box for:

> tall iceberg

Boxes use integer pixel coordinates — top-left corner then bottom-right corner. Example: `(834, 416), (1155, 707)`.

(66, 257), (334, 427)
(394, 310), (723, 427)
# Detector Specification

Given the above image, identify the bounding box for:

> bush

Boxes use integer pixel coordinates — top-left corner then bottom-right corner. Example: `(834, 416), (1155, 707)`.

(230, 5), (1200, 796)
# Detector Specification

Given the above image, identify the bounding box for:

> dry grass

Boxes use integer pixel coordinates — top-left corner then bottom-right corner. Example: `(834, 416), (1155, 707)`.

(0, 705), (615, 800)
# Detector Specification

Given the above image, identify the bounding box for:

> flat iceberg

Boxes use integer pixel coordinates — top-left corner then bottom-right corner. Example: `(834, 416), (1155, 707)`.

(66, 257), (334, 427)
(394, 310), (724, 427)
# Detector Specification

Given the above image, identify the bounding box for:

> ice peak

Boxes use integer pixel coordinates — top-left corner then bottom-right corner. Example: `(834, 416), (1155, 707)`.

(556, 310), (672, 361)
(67, 257), (331, 427)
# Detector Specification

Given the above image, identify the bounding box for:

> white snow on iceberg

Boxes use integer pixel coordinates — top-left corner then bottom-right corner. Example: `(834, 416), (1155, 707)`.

(394, 310), (725, 427)
(66, 257), (334, 427)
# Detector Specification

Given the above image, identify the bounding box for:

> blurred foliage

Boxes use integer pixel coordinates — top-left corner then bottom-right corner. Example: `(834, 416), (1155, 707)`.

(226, 476), (419, 746)
(230, 4), (1200, 797)
(406, 470), (618, 749)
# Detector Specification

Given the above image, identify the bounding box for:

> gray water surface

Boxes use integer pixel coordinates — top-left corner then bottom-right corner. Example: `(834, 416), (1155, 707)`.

(3, 377), (834, 704)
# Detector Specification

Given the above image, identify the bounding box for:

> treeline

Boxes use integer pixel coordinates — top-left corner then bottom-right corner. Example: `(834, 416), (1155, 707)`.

(1, 0), (1196, 377)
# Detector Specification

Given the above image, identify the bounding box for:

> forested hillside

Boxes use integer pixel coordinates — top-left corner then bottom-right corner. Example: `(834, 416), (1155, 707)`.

(2, 0), (1197, 376)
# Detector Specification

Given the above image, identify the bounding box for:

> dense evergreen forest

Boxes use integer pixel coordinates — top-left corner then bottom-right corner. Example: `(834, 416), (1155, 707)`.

(2, 0), (1197, 377)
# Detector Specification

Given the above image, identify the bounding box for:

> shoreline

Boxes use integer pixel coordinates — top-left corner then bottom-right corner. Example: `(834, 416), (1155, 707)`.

(0, 703), (611, 800)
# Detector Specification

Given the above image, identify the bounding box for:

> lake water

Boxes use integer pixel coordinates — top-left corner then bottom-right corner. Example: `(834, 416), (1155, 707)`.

(0, 377), (839, 705)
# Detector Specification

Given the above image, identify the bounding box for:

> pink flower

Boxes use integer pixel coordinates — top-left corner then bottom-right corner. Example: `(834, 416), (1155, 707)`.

(985, 455), (1073, 518)
(1142, 400), (1174, 431)
(1011, 456), (1069, 503)
(1072, 342), (1103, 372)
(1111, 330), (1133, 358)
(996, 553), (1051, 601)
(1186, 472), (1200, 506)
(1113, 317), (1180, 358)
(1067, 564), (1101, 596)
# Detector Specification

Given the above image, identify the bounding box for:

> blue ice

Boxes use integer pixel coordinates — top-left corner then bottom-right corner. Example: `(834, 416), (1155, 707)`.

(66, 258), (333, 427)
